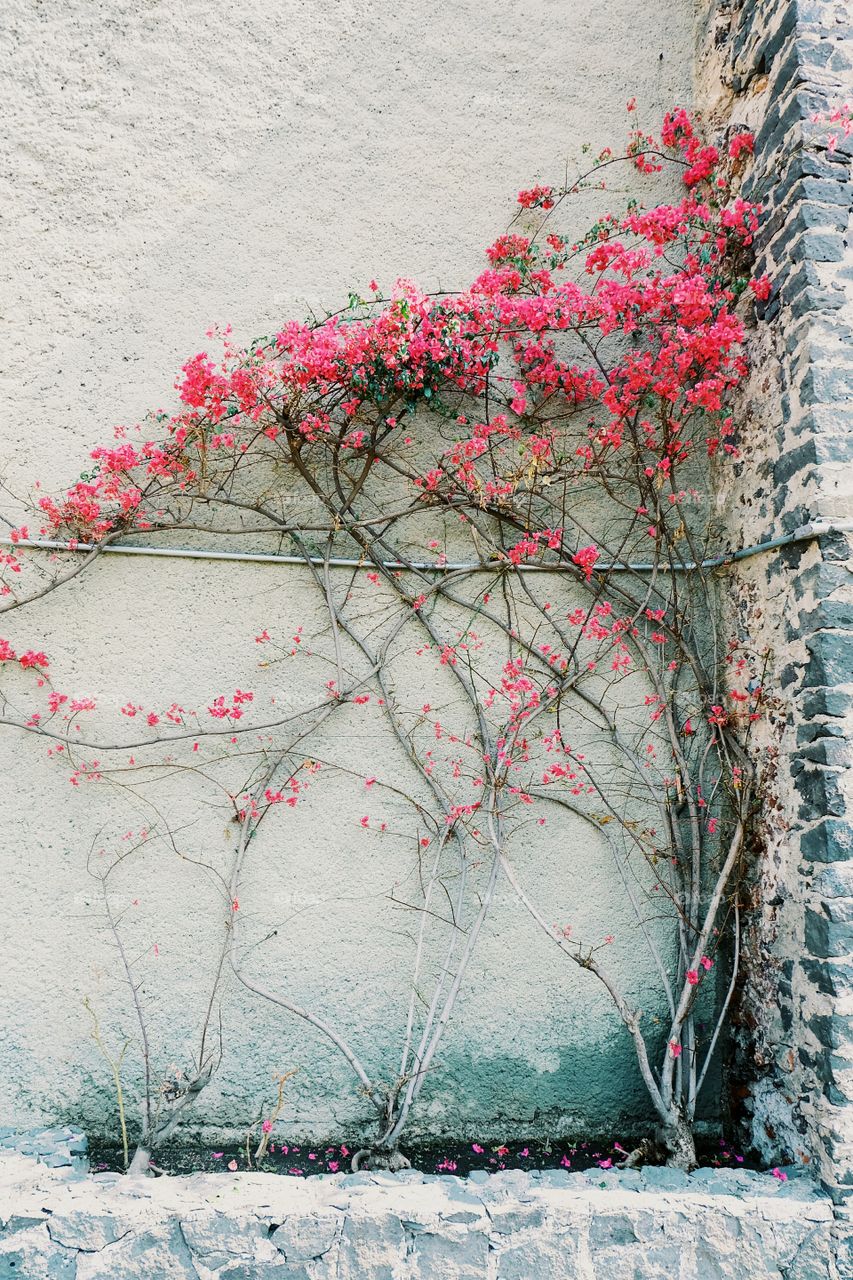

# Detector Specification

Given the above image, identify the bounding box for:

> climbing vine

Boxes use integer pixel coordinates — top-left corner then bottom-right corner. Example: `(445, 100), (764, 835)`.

(0, 108), (769, 1170)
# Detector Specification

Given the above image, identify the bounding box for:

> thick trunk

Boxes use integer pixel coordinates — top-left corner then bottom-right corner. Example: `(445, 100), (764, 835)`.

(350, 1147), (411, 1172)
(657, 1110), (698, 1170)
(125, 1071), (213, 1177)
(127, 1145), (152, 1177)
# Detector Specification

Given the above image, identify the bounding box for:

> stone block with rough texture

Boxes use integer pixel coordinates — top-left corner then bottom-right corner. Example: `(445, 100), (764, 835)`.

(0, 1153), (843, 1279)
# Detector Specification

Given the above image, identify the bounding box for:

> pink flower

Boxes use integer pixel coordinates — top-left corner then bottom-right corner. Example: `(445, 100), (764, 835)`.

(19, 650), (49, 669)
(728, 131), (754, 160)
(669, 1039), (682, 1058)
(472, 1143), (484, 1153)
(687, 969), (699, 986)
(227, 1159), (238, 1171)
(517, 183), (554, 210)
(572, 545), (600, 581)
(212, 1152), (223, 1159)
(262, 1119), (273, 1133)
(749, 275), (772, 301)
(700, 955), (713, 971)
(771, 1167), (787, 1182)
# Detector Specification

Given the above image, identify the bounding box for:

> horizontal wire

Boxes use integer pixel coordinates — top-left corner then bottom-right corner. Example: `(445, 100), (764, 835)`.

(2, 520), (850, 574)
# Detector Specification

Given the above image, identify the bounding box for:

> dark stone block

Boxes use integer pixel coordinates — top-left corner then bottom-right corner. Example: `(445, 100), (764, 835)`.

(796, 768), (848, 821)
(793, 562), (853, 600)
(588, 1214), (639, 1248)
(772, 173), (853, 214)
(797, 363), (853, 406)
(732, 0), (797, 87)
(793, 34), (834, 72)
(799, 435), (850, 471)
(791, 151), (853, 184)
(778, 257), (824, 301)
(797, 719), (847, 745)
(790, 405), (853, 441)
(813, 861), (853, 899)
(822, 530), (853, 562)
(805, 907), (853, 957)
(799, 738), (851, 767)
(803, 631), (853, 687)
(801, 819), (853, 864)
(790, 230), (847, 263)
(800, 688), (853, 719)
(773, 441), (817, 486)
(780, 661), (800, 690)
(801, 955), (853, 995)
(806, 1013), (849, 1051)
(755, 90), (815, 168)
(762, 197), (851, 254)
(790, 285), (848, 319)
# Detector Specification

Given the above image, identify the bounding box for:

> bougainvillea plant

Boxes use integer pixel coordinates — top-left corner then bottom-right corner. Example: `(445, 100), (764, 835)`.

(0, 107), (769, 1171)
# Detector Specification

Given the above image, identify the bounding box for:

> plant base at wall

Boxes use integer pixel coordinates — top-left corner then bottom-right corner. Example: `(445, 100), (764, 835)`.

(86, 1132), (763, 1178)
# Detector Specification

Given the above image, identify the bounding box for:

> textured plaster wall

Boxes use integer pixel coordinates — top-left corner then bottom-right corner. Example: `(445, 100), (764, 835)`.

(0, 2), (698, 1144)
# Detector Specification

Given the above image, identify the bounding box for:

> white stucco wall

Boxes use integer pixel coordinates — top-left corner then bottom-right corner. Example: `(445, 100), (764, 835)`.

(0, 0), (695, 1143)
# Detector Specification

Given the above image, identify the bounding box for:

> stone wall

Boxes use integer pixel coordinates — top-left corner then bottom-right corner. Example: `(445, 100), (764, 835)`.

(0, 1140), (842, 1279)
(696, 0), (853, 1201)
